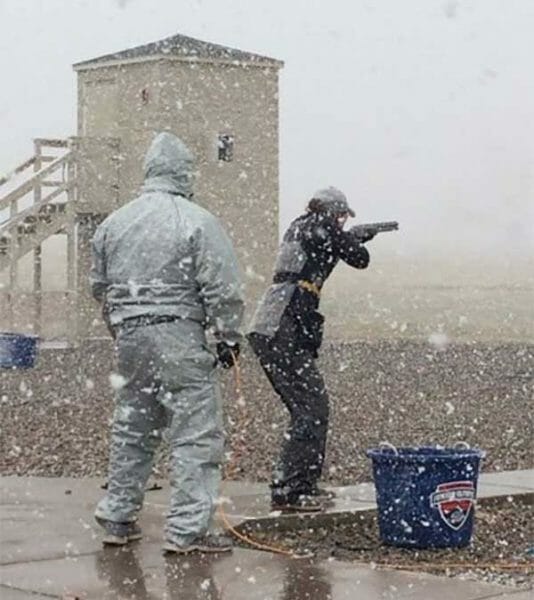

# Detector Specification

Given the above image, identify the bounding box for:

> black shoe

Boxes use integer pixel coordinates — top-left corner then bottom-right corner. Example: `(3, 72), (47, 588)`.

(271, 494), (324, 513)
(309, 486), (336, 500)
(163, 534), (233, 555)
(95, 516), (142, 546)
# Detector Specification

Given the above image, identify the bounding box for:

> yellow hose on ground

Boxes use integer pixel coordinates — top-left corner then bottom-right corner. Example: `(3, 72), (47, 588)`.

(219, 354), (308, 558)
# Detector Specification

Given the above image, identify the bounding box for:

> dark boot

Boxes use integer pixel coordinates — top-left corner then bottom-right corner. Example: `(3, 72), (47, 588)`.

(271, 492), (324, 513)
(95, 516), (142, 546)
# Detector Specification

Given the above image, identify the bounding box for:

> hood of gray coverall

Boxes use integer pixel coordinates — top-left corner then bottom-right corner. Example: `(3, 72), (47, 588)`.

(142, 132), (194, 198)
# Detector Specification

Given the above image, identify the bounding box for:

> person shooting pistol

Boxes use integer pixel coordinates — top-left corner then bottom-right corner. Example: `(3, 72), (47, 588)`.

(247, 186), (399, 512)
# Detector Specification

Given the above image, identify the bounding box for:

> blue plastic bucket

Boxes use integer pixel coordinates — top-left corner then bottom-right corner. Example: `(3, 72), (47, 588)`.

(0, 333), (39, 369)
(367, 443), (485, 549)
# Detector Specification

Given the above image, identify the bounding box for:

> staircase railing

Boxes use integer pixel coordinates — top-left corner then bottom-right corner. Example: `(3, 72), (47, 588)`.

(0, 138), (77, 341)
(0, 138), (67, 188)
(1, 154), (70, 212)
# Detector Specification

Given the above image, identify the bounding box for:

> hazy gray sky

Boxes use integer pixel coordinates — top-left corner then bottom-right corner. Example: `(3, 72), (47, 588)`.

(1, 0), (533, 257)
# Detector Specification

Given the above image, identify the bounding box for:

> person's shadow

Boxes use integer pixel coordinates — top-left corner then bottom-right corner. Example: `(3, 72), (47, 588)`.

(96, 545), (224, 599)
(95, 545), (332, 600)
(164, 553), (222, 599)
(165, 551), (332, 600)
(95, 545), (157, 599)
(279, 556), (332, 600)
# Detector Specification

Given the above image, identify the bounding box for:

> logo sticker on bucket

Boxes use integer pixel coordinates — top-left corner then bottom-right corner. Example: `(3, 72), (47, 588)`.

(430, 481), (475, 530)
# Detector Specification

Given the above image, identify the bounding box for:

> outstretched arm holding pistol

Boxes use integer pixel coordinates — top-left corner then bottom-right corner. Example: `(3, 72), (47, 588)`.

(350, 221), (399, 243)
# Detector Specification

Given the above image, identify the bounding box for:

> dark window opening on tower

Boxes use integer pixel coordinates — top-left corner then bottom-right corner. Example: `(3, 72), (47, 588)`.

(218, 134), (234, 161)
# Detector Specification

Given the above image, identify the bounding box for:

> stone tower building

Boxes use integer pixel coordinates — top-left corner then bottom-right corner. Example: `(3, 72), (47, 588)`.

(74, 33), (283, 337)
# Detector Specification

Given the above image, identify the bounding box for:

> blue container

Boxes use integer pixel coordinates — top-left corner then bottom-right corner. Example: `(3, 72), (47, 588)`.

(367, 443), (485, 549)
(0, 333), (39, 369)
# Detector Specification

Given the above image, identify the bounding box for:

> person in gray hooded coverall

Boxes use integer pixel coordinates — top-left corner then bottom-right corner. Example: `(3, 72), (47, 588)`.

(248, 187), (375, 512)
(90, 132), (244, 553)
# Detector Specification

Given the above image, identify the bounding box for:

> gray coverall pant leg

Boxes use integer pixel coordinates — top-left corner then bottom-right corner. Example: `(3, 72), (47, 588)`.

(95, 320), (224, 546)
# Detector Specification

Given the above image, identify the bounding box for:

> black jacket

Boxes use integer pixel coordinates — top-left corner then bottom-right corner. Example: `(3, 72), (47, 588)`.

(250, 211), (370, 354)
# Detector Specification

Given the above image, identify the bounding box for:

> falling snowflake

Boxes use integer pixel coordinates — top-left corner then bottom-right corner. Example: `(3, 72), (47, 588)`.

(109, 373), (127, 390)
(428, 332), (450, 350)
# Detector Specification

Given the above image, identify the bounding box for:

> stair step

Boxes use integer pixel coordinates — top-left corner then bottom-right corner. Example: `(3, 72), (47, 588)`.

(0, 202), (69, 257)
(0, 235), (9, 256)
(38, 202), (66, 214)
(37, 202), (66, 223)
(18, 224), (36, 235)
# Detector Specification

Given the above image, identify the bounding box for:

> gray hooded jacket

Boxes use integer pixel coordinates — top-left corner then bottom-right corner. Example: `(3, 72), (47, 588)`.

(90, 133), (244, 344)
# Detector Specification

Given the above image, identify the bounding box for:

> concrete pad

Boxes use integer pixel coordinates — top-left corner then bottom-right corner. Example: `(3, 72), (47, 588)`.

(479, 469), (534, 492)
(218, 484), (376, 533)
(1, 472), (531, 599)
(487, 592), (534, 600)
(142, 479), (376, 532)
(0, 589), (52, 600)
(0, 476), (164, 565)
(219, 470), (534, 533)
(3, 470), (533, 555)
(0, 542), (517, 600)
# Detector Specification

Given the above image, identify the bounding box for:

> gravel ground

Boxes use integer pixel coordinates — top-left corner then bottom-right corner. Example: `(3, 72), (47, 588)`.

(0, 339), (532, 482)
(251, 499), (533, 588)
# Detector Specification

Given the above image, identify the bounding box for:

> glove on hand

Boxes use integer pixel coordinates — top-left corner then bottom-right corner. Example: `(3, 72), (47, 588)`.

(350, 226), (377, 243)
(102, 303), (116, 340)
(216, 342), (240, 369)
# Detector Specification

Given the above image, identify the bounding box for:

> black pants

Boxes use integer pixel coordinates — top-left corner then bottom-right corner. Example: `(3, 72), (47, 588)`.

(248, 322), (329, 502)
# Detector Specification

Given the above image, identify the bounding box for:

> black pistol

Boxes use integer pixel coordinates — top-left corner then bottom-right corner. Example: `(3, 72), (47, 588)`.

(350, 221), (399, 242)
